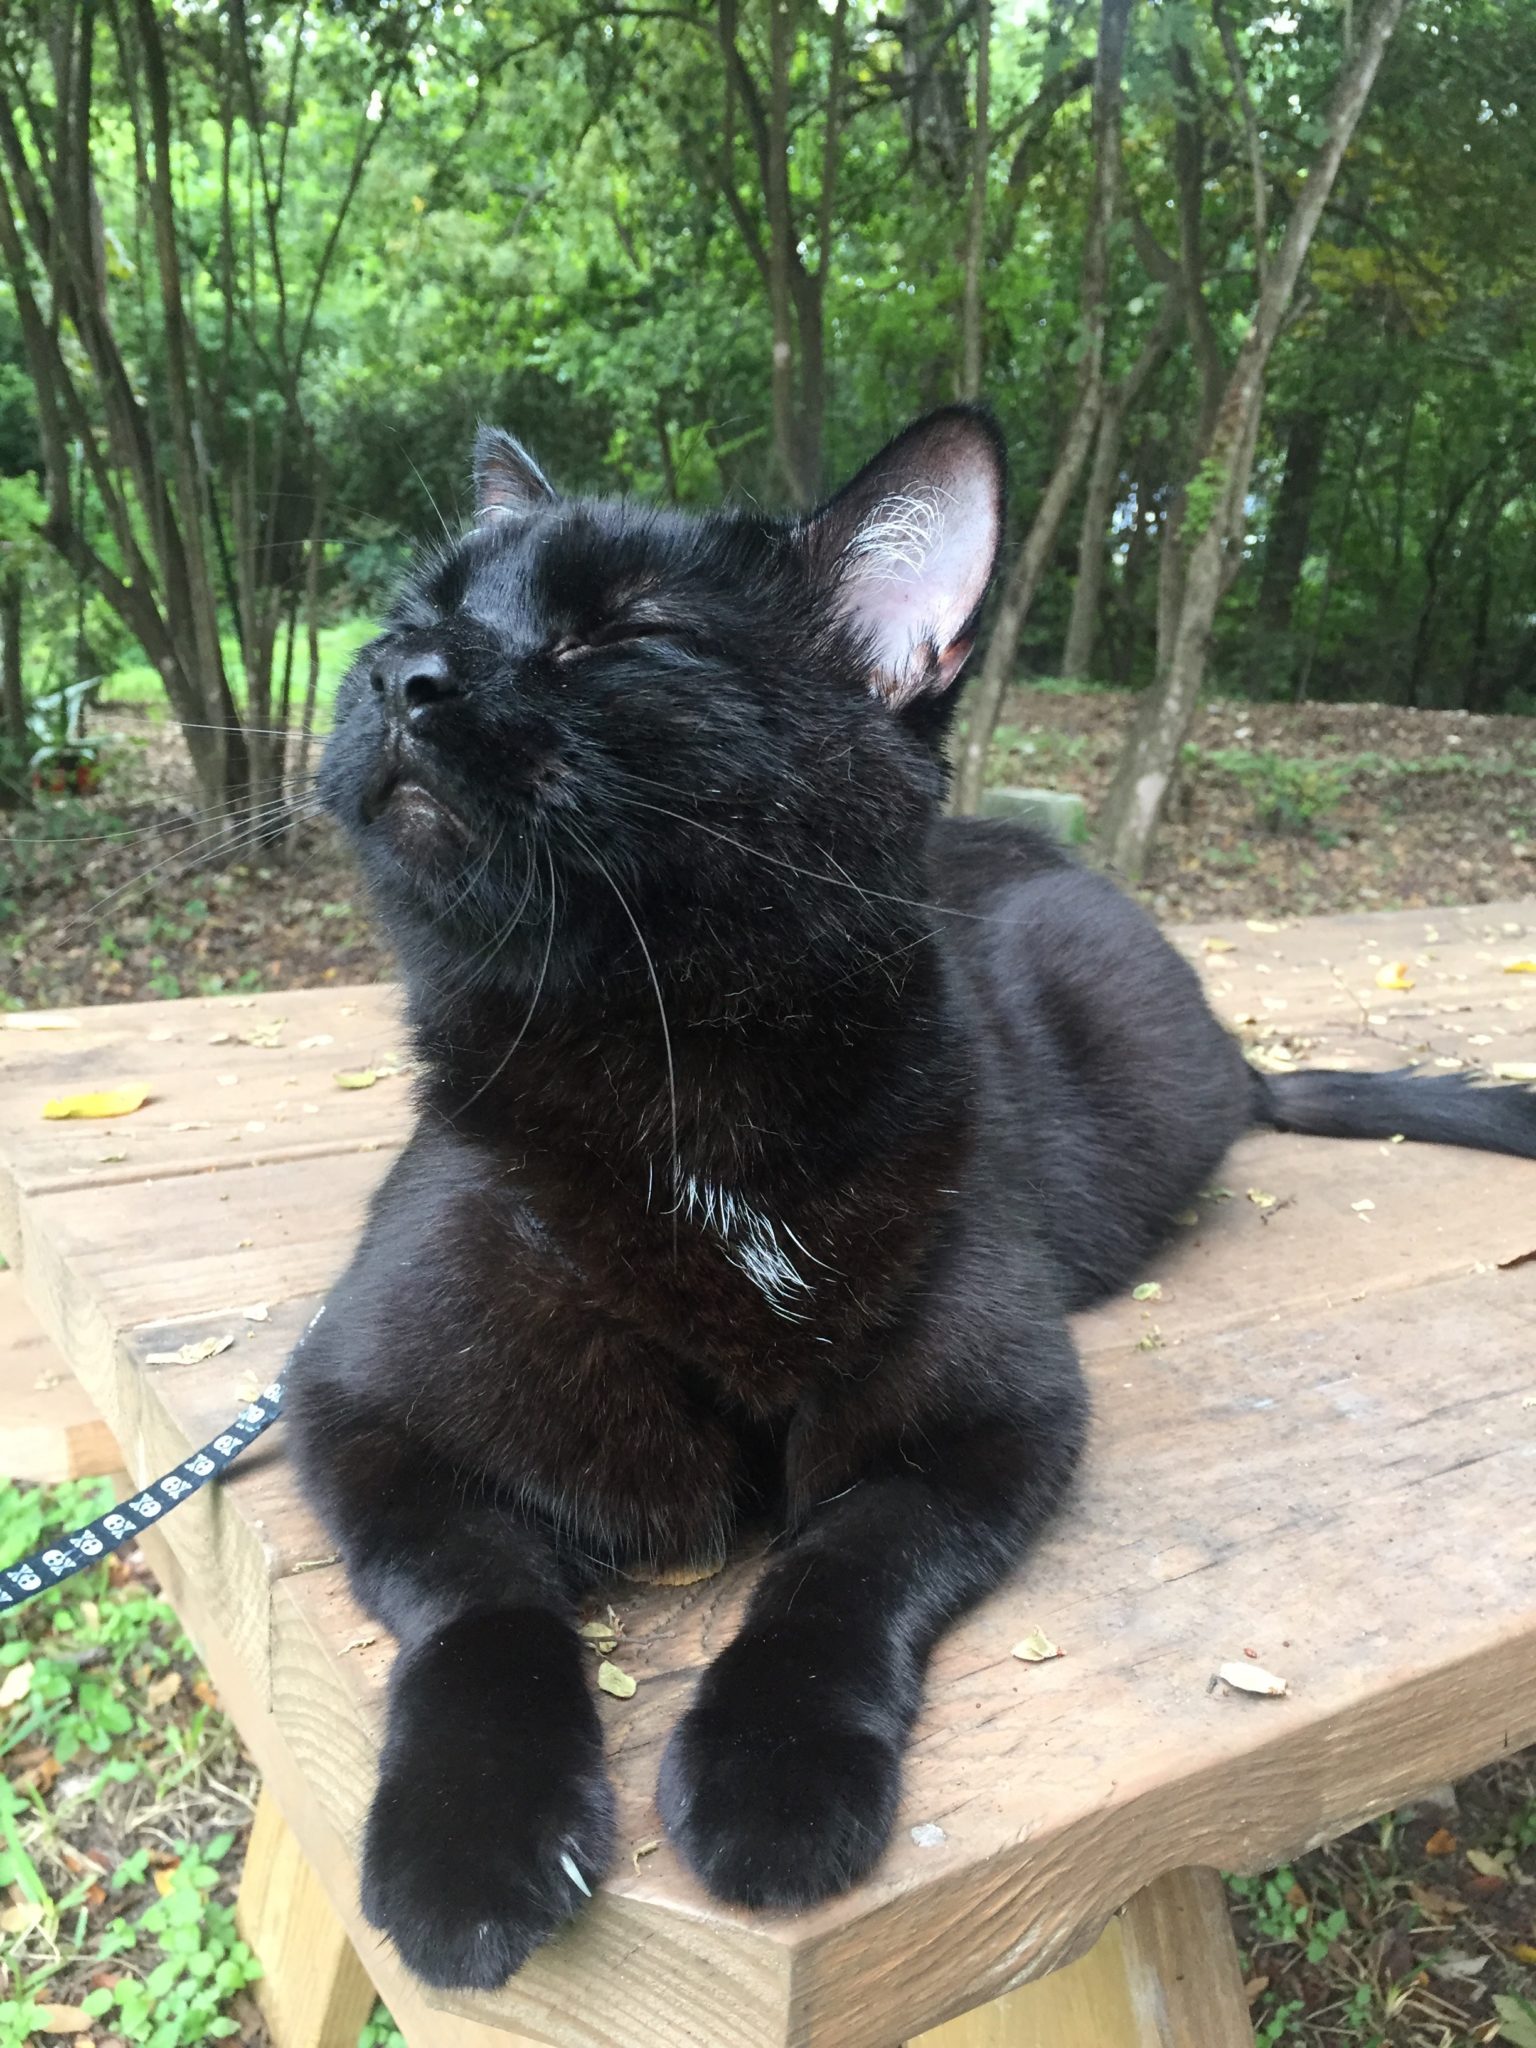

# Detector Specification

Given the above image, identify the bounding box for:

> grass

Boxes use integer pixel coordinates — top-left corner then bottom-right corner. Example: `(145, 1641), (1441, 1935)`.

(96, 620), (372, 729)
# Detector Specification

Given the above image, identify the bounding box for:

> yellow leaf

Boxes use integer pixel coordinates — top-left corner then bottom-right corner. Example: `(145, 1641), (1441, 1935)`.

(1374, 962), (1415, 992)
(628, 1556), (725, 1587)
(1492, 1063), (1536, 1082)
(1011, 1628), (1062, 1664)
(333, 1068), (379, 1090)
(30, 2006), (93, 2036)
(0, 1899), (43, 1935)
(146, 1670), (182, 1709)
(1132, 1281), (1163, 1302)
(1510, 1942), (1536, 1965)
(1245, 919), (1280, 934)
(1202, 936), (1236, 954)
(597, 1660), (637, 1699)
(0, 1659), (35, 1708)
(144, 1335), (233, 1367)
(42, 1085), (149, 1120)
(1503, 960), (1536, 975)
(152, 1865), (179, 1897)
(1246, 1187), (1278, 1210)
(577, 1620), (620, 1654)
(2, 1010), (80, 1030)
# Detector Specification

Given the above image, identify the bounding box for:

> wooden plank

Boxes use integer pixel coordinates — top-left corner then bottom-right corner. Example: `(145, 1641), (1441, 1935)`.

(4, 902), (1535, 2047)
(0, 1267), (119, 1480)
(908, 1869), (1252, 2047)
(237, 1784), (377, 2048)
(140, 1527), (545, 2048)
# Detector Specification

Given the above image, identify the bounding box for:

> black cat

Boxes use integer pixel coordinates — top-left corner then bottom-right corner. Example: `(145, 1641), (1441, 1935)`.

(288, 407), (1536, 1991)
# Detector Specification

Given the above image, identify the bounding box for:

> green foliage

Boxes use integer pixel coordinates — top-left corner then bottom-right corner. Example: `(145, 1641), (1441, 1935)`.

(358, 2003), (407, 2048)
(1192, 748), (1352, 837)
(0, 1480), (259, 2046)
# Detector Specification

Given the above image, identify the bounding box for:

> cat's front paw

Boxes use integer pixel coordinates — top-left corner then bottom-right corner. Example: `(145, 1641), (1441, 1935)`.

(361, 1612), (616, 1989)
(657, 1676), (902, 1910)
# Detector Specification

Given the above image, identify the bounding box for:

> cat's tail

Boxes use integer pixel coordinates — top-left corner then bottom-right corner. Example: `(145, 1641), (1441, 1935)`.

(1253, 1067), (1536, 1161)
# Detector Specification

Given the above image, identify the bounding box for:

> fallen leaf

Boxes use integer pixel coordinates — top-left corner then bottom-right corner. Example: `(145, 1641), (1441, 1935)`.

(1203, 936), (1237, 953)
(577, 1620), (620, 1654)
(1492, 1063), (1536, 1082)
(627, 1556), (726, 1587)
(1433, 1952), (1491, 1981)
(1492, 1994), (1536, 2048)
(207, 1030), (233, 1045)
(145, 1671), (182, 1709)
(1243, 1975), (1270, 2003)
(1246, 1187), (1278, 1210)
(1246, 918), (1280, 933)
(0, 1660), (35, 1708)
(632, 1837), (662, 1869)
(242, 1302), (270, 1322)
(28, 2006), (93, 2036)
(1467, 1847), (1512, 1880)
(1425, 1826), (1459, 1857)
(1011, 1628), (1062, 1664)
(1351, 1198), (1375, 1213)
(597, 1660), (637, 1699)
(333, 1068), (379, 1090)
(42, 1086), (149, 1121)
(1215, 1660), (1288, 1697)
(0, 1899), (43, 1935)
(1374, 962), (1415, 992)
(144, 1335), (233, 1367)
(1408, 1881), (1468, 1918)
(1132, 1281), (1163, 1302)
(1510, 1943), (1536, 1966)
(3, 1011), (80, 1030)
(297, 1033), (335, 1050)
(1503, 961), (1536, 975)
(152, 1865), (180, 1898)
(1174, 1207), (1200, 1226)
(341, 1634), (378, 1655)
(240, 1021), (286, 1047)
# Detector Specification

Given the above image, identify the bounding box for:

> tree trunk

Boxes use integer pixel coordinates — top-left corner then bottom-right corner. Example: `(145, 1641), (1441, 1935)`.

(959, 0), (990, 400)
(1250, 407), (1328, 687)
(1095, 0), (1408, 880)
(1061, 289), (1180, 679)
(0, 576), (24, 806)
(951, 0), (1133, 815)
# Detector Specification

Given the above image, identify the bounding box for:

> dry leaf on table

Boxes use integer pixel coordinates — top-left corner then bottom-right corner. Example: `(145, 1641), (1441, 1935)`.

(42, 1086), (149, 1120)
(1011, 1628), (1062, 1664)
(1374, 962), (1415, 992)
(144, 1334), (233, 1367)
(597, 1660), (637, 1699)
(1215, 1660), (1288, 1697)
(333, 1068), (379, 1090)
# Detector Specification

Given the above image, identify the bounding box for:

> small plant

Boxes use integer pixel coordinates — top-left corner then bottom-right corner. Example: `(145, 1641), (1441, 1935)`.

(1196, 748), (1352, 838)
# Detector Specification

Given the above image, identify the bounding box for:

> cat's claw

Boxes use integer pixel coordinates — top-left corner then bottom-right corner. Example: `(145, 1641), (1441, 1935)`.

(559, 1849), (593, 1898)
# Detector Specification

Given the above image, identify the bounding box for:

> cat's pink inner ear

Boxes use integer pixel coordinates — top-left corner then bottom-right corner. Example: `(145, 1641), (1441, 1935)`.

(815, 412), (1004, 710)
(473, 426), (558, 525)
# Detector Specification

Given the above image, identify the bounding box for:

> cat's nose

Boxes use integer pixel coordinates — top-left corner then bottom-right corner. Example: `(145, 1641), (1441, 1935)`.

(370, 646), (458, 725)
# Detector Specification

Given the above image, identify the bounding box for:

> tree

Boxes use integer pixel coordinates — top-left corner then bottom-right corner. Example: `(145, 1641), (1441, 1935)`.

(1094, 0), (1410, 879)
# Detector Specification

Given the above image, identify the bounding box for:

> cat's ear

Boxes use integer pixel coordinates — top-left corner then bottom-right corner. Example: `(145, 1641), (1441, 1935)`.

(804, 407), (1005, 710)
(473, 425), (558, 524)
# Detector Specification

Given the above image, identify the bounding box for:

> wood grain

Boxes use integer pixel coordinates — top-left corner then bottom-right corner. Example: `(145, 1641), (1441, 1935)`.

(0, 1267), (119, 1480)
(237, 1784), (377, 2048)
(907, 1869), (1252, 2047)
(3, 899), (1533, 2047)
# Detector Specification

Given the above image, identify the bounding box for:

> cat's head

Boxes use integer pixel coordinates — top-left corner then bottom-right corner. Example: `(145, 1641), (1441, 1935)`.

(319, 407), (1005, 1001)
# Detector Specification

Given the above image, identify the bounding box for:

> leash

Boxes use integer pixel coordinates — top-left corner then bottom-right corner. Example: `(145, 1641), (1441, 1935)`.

(1, 1379), (286, 1612)
(1, 1308), (322, 1614)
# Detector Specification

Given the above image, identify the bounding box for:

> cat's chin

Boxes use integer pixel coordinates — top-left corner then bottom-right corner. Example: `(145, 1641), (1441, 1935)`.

(373, 776), (474, 862)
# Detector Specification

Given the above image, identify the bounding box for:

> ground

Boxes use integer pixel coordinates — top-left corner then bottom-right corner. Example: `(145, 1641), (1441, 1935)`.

(2, 681), (1535, 2047)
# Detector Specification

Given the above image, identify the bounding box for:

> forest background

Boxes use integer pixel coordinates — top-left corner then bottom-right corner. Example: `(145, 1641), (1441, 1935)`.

(0, 0), (1532, 887)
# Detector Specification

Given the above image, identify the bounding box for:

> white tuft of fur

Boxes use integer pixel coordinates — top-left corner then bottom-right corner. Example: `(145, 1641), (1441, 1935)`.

(677, 1177), (813, 1321)
(849, 486), (953, 578)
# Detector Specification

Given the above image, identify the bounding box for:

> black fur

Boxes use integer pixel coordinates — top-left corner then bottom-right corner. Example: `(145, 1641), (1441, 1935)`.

(287, 407), (1535, 1990)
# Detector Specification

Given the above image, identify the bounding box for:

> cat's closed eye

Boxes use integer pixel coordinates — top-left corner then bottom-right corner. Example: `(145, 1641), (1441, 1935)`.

(551, 619), (679, 663)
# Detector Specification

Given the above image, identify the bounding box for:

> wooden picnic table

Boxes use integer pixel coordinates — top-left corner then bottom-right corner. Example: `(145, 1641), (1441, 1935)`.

(2, 898), (1535, 2048)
